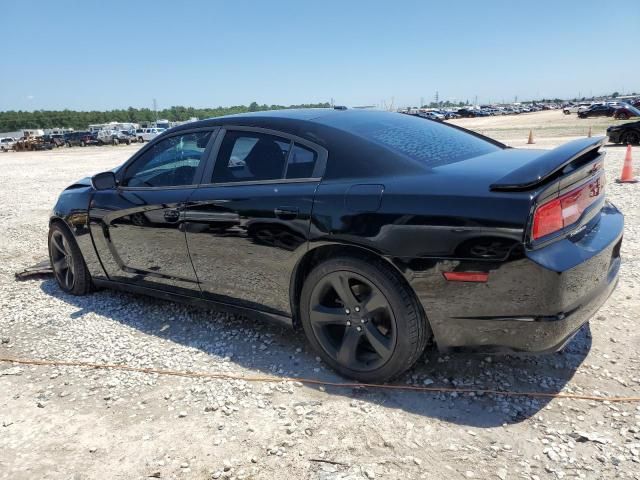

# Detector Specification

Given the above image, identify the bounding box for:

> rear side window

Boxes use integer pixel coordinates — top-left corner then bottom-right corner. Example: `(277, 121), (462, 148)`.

(321, 111), (501, 168)
(212, 131), (291, 183)
(286, 144), (317, 179)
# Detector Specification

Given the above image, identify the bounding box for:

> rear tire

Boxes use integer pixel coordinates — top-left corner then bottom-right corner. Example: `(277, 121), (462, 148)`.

(300, 256), (430, 382)
(624, 131), (640, 145)
(48, 223), (92, 295)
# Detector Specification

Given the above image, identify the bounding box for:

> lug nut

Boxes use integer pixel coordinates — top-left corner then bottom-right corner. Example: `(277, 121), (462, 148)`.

(355, 306), (360, 312)
(346, 321), (351, 326)
(356, 326), (362, 332)
(361, 318), (366, 323)
(345, 308), (350, 314)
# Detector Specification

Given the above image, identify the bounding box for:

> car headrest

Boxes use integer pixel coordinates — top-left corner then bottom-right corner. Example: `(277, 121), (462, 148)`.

(245, 139), (286, 180)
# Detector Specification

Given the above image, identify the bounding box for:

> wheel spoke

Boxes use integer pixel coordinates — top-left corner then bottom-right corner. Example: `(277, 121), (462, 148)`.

(310, 305), (348, 326)
(336, 327), (362, 367)
(51, 234), (66, 255)
(53, 257), (67, 273)
(362, 290), (388, 315)
(363, 323), (393, 360)
(64, 268), (73, 288)
(330, 273), (359, 310)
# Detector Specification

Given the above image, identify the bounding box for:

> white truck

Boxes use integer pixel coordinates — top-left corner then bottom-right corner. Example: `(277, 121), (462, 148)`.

(563, 103), (592, 115)
(135, 127), (166, 143)
(0, 137), (17, 152)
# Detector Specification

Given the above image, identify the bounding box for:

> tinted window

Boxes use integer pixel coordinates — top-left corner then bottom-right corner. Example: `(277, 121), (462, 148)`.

(285, 143), (317, 179)
(212, 131), (291, 183)
(124, 131), (212, 187)
(319, 111), (500, 168)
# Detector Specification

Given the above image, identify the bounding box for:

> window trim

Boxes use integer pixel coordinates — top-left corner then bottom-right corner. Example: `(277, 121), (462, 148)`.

(116, 127), (220, 191)
(200, 126), (328, 187)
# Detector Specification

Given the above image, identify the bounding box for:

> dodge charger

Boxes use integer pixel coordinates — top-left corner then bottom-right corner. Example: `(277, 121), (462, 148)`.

(49, 109), (623, 381)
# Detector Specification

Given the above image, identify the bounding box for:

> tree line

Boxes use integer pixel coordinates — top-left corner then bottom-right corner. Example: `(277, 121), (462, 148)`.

(0, 102), (331, 131)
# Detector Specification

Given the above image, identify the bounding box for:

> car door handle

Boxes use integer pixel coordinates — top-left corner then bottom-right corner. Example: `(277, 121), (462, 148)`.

(274, 207), (299, 220)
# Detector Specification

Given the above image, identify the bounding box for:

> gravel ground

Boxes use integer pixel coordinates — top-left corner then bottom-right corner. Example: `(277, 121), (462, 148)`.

(1, 112), (639, 480)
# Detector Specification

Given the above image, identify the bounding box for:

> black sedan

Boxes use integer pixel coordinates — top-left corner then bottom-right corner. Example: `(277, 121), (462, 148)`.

(607, 120), (640, 144)
(578, 104), (615, 118)
(49, 109), (623, 381)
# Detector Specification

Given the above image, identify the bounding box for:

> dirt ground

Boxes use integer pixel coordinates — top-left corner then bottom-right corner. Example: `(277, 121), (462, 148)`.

(1, 110), (639, 480)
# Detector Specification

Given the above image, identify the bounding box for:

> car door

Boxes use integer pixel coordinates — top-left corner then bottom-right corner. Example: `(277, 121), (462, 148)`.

(89, 128), (218, 294)
(184, 127), (327, 316)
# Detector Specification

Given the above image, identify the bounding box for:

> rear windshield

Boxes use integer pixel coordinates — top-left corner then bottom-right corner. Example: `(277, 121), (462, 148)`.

(323, 111), (501, 168)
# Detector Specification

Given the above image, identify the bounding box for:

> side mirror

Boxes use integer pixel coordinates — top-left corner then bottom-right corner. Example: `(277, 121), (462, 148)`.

(91, 171), (117, 190)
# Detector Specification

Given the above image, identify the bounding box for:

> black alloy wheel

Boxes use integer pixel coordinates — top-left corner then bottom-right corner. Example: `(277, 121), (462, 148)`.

(50, 230), (75, 290)
(48, 223), (92, 295)
(300, 256), (430, 382)
(308, 270), (396, 371)
(624, 131), (640, 145)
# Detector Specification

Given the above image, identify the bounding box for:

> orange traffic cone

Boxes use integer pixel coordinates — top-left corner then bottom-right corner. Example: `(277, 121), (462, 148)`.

(527, 130), (535, 144)
(617, 144), (638, 183)
(587, 126), (592, 138)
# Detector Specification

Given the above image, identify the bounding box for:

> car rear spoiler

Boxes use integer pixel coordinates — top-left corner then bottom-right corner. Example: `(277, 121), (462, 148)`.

(490, 136), (606, 191)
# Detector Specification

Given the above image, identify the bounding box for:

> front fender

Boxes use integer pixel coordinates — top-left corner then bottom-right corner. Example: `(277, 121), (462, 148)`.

(50, 186), (106, 279)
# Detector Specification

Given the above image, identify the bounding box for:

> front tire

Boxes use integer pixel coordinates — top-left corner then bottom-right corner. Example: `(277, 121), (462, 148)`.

(48, 223), (92, 295)
(300, 256), (430, 382)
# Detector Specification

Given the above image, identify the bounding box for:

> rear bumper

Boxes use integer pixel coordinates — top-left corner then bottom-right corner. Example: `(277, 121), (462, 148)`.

(406, 203), (623, 353)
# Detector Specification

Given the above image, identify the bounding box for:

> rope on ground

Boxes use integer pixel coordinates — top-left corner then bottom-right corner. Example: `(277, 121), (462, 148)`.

(1, 356), (639, 403)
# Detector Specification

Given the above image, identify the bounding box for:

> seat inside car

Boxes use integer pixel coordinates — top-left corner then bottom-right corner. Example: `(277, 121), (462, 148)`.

(244, 138), (287, 181)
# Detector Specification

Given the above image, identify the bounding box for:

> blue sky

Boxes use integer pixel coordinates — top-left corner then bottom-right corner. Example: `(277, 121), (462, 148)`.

(1, 0), (638, 111)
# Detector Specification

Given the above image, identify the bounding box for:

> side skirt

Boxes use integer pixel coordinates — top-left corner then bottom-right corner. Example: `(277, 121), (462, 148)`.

(92, 279), (294, 329)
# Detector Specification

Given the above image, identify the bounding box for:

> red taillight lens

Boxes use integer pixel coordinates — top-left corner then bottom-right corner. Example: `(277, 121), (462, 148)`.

(532, 176), (603, 240)
(443, 271), (489, 282)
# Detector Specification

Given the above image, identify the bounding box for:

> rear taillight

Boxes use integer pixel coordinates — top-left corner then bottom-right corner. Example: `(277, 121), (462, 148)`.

(532, 175), (603, 240)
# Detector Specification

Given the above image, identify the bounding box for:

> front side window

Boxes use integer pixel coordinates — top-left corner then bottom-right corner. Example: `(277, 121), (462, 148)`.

(123, 131), (212, 187)
(211, 131), (291, 183)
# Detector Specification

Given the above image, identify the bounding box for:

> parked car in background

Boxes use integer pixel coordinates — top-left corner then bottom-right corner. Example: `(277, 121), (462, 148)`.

(64, 131), (98, 147)
(607, 120), (640, 145)
(578, 104), (615, 118)
(113, 130), (135, 145)
(42, 134), (65, 148)
(418, 111), (444, 121)
(613, 104), (640, 120)
(0, 136), (17, 151)
(135, 127), (166, 142)
(456, 108), (478, 118)
(563, 103), (591, 114)
(96, 129), (134, 145)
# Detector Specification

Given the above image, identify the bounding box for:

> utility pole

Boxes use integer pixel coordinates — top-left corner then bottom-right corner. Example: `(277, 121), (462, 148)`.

(153, 98), (158, 124)
(474, 95), (478, 106)
(435, 91), (439, 105)
(420, 97), (424, 108)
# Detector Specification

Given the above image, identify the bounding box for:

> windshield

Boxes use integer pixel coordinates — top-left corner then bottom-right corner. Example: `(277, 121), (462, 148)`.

(623, 104), (640, 116)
